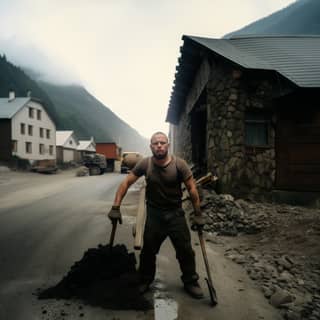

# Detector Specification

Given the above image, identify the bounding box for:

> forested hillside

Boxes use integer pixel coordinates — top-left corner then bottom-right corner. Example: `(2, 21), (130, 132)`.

(0, 55), (148, 154)
(38, 81), (149, 153)
(0, 55), (59, 122)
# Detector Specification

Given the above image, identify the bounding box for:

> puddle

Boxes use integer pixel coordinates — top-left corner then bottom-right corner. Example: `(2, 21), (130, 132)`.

(154, 297), (178, 320)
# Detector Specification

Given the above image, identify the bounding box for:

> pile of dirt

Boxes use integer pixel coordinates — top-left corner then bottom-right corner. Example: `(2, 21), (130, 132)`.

(37, 244), (152, 311)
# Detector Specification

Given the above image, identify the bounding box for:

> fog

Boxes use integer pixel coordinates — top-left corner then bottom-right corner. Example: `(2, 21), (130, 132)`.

(0, 0), (295, 138)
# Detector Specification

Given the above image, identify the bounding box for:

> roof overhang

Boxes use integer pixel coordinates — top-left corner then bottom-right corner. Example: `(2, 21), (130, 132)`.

(166, 35), (320, 125)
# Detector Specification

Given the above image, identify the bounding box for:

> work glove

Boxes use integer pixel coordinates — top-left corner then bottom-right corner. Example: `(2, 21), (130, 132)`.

(108, 205), (122, 224)
(190, 214), (206, 231)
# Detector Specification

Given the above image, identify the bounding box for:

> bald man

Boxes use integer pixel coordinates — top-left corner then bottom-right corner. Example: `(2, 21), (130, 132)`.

(108, 132), (205, 299)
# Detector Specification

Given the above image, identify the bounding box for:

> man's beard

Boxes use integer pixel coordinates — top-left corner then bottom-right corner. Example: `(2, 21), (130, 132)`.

(152, 149), (168, 160)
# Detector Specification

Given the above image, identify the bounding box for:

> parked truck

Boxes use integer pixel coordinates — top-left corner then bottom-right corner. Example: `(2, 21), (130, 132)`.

(95, 142), (121, 172)
(83, 153), (107, 175)
(31, 159), (58, 174)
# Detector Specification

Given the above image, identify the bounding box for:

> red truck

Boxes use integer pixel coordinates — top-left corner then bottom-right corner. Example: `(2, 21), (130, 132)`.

(95, 142), (121, 172)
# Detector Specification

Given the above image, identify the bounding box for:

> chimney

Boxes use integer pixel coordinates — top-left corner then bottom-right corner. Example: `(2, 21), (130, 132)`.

(27, 90), (32, 97)
(8, 89), (15, 102)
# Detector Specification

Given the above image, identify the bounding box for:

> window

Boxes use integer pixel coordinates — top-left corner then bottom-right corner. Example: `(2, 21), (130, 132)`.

(39, 127), (44, 138)
(245, 112), (270, 146)
(37, 109), (42, 120)
(69, 140), (73, 145)
(39, 144), (45, 155)
(20, 123), (25, 134)
(29, 107), (34, 118)
(28, 125), (33, 136)
(12, 140), (17, 153)
(46, 129), (50, 139)
(26, 142), (32, 153)
(49, 145), (54, 155)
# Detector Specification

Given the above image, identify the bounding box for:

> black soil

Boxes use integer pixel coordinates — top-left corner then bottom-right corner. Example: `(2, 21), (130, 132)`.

(37, 244), (152, 310)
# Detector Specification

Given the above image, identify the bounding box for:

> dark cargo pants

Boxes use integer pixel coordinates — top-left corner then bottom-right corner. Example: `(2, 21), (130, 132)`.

(139, 205), (199, 285)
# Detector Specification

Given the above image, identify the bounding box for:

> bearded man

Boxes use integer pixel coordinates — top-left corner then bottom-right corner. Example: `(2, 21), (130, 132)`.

(108, 131), (205, 298)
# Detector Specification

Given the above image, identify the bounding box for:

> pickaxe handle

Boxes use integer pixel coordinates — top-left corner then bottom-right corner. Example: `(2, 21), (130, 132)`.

(198, 229), (218, 306)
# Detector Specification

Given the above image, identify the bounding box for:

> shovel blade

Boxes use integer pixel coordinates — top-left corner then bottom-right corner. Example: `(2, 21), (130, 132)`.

(205, 278), (218, 306)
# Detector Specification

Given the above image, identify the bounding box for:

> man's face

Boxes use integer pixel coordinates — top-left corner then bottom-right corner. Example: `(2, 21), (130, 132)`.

(150, 134), (169, 160)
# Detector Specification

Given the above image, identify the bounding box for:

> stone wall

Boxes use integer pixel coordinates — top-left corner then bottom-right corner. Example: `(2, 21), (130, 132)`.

(173, 57), (277, 199)
(172, 110), (192, 163)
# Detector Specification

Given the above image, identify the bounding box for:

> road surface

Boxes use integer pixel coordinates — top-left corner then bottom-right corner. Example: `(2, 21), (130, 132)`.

(0, 169), (281, 320)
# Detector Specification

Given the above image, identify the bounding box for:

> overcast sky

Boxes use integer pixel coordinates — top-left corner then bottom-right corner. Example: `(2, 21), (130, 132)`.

(0, 0), (295, 138)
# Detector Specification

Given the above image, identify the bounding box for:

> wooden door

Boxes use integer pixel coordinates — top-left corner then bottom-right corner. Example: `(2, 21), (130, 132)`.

(276, 106), (320, 191)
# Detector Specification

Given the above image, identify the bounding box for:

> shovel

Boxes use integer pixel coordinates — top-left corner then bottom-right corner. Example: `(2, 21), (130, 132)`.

(109, 220), (118, 248)
(198, 228), (218, 306)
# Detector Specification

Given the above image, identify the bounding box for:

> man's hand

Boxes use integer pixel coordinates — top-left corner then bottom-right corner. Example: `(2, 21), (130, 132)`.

(191, 214), (206, 231)
(108, 205), (122, 224)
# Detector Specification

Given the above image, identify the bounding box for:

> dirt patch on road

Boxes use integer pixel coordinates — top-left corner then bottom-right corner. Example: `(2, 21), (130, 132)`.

(37, 244), (152, 311)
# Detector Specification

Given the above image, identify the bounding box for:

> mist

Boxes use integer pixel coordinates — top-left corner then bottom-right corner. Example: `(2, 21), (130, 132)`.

(0, 37), (81, 85)
(0, 0), (295, 137)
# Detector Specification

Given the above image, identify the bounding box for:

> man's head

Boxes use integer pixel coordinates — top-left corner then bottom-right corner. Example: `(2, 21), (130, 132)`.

(150, 132), (169, 160)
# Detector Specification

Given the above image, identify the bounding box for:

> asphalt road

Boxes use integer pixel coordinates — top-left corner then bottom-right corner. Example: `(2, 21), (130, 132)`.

(0, 169), (282, 320)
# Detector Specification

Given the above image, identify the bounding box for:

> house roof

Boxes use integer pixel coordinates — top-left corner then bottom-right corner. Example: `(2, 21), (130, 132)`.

(167, 35), (320, 124)
(56, 130), (74, 146)
(0, 97), (30, 119)
(77, 140), (95, 151)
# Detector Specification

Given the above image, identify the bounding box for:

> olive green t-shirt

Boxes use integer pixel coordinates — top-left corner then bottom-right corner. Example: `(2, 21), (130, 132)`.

(131, 156), (192, 209)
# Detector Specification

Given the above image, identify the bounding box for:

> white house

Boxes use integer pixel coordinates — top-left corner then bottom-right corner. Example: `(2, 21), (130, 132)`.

(77, 137), (96, 161)
(56, 130), (79, 164)
(0, 91), (56, 164)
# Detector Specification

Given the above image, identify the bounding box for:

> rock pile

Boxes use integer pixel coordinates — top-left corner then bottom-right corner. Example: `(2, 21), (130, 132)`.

(189, 189), (270, 236)
(225, 247), (320, 320)
(37, 244), (152, 311)
(76, 166), (89, 177)
(186, 186), (320, 319)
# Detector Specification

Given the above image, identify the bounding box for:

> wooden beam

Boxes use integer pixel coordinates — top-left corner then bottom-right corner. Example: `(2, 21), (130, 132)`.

(134, 185), (146, 250)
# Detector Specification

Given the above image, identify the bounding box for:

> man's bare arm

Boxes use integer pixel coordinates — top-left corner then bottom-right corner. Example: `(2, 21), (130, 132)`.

(184, 176), (201, 215)
(113, 172), (140, 206)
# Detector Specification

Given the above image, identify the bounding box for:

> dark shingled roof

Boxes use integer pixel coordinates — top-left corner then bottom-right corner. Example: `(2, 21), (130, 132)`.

(167, 35), (320, 124)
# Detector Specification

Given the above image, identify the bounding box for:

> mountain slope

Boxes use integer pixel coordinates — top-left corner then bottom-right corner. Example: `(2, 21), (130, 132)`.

(0, 55), (60, 122)
(37, 81), (149, 154)
(225, 0), (320, 38)
(0, 56), (148, 154)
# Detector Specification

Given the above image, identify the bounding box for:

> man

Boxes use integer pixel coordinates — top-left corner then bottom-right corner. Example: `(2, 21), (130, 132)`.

(108, 132), (205, 299)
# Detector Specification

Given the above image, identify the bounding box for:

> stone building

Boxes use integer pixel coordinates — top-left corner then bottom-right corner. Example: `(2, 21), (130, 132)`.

(166, 35), (320, 200)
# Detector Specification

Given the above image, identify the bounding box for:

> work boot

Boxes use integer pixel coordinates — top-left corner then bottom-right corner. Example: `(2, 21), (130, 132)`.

(184, 282), (204, 299)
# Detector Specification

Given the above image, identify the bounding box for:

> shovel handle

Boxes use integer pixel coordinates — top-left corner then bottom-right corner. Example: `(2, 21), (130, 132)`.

(198, 229), (218, 306)
(109, 220), (118, 247)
